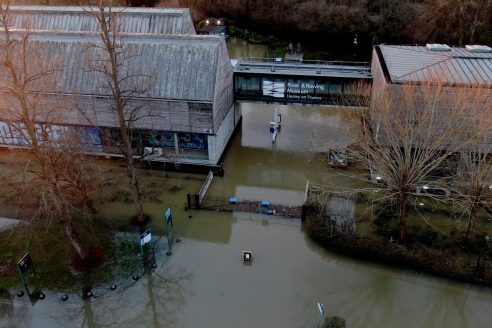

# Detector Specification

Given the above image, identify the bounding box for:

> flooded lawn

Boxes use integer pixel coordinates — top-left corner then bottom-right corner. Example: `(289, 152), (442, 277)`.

(2, 212), (492, 328)
(1, 103), (492, 327)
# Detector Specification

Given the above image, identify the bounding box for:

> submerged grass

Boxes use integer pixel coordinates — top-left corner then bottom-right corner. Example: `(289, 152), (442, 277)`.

(0, 218), (142, 292)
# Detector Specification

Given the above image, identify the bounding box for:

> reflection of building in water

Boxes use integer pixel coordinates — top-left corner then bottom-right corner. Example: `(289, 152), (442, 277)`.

(240, 103), (356, 153)
(0, 6), (237, 166)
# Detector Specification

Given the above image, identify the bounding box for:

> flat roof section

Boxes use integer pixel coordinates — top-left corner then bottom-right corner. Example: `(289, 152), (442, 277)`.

(232, 58), (372, 79)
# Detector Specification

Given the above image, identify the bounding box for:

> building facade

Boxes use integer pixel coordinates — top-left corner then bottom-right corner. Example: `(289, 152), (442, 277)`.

(0, 6), (237, 166)
(371, 44), (492, 108)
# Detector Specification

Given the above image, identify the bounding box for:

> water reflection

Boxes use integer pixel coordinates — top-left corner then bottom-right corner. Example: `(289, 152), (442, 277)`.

(207, 103), (356, 204)
(226, 37), (267, 59)
(15, 265), (191, 328)
(2, 213), (492, 327)
(2, 98), (492, 327)
(240, 103), (355, 152)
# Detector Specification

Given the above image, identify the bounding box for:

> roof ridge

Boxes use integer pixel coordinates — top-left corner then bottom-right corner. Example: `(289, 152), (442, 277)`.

(7, 29), (221, 42)
(388, 46), (454, 81)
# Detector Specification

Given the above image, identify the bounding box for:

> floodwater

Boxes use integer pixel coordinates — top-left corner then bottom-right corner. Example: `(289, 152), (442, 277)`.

(207, 103), (357, 205)
(2, 43), (492, 328)
(2, 212), (492, 328)
(226, 36), (268, 59)
(2, 102), (492, 328)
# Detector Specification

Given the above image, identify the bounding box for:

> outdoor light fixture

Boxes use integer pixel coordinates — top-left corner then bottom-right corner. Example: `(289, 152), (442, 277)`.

(423, 186), (429, 190)
(217, 20), (221, 25)
(205, 19), (210, 25)
(419, 203), (424, 206)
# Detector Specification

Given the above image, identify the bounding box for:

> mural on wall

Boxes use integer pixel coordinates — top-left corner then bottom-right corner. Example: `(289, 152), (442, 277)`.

(141, 130), (209, 160)
(0, 121), (209, 161)
(0, 121), (103, 152)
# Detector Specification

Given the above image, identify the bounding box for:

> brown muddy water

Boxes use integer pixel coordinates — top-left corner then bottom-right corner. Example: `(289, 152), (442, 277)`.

(1, 103), (492, 328)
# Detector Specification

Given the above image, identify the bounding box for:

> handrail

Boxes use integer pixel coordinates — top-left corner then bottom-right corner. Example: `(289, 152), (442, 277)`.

(235, 57), (371, 67)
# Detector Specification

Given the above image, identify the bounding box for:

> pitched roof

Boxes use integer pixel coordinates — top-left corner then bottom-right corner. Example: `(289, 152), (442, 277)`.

(379, 45), (492, 85)
(0, 30), (225, 102)
(4, 5), (196, 35)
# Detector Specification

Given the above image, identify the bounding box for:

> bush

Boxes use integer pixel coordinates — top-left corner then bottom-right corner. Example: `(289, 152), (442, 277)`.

(305, 212), (492, 286)
(324, 316), (346, 328)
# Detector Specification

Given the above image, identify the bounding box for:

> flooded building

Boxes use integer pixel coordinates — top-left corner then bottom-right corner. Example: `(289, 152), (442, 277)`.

(0, 7), (236, 166)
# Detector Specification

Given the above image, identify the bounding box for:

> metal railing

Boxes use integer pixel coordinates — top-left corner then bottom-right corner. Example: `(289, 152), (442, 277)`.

(235, 57), (370, 67)
(232, 57), (372, 77)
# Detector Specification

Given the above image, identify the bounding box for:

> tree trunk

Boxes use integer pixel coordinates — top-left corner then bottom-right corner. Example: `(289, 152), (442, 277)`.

(126, 153), (145, 222)
(399, 192), (408, 242)
(465, 201), (478, 241)
(62, 220), (87, 260)
(121, 129), (145, 222)
(47, 172), (87, 260)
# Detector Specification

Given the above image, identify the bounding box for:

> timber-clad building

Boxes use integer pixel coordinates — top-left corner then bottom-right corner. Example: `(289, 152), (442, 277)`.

(0, 6), (236, 165)
(5, 6), (196, 34)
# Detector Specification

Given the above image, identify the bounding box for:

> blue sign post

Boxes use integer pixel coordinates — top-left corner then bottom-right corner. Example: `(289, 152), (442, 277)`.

(139, 228), (152, 256)
(16, 252), (36, 296)
(317, 302), (325, 328)
(165, 208), (174, 255)
(139, 228), (157, 268)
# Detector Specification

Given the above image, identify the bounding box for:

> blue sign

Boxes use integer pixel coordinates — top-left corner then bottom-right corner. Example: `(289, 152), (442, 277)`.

(139, 228), (152, 246)
(165, 208), (172, 226)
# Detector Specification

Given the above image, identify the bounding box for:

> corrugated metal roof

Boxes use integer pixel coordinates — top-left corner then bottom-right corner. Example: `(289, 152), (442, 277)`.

(4, 5), (196, 35)
(379, 45), (492, 85)
(0, 30), (225, 102)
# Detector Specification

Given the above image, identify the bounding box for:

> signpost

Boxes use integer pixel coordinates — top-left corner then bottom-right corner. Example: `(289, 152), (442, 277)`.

(16, 252), (36, 295)
(317, 302), (325, 328)
(139, 228), (152, 255)
(165, 208), (175, 255)
(139, 228), (157, 268)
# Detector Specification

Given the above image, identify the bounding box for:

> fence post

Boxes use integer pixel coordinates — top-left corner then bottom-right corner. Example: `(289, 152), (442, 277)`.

(187, 193), (192, 209)
(195, 194), (200, 209)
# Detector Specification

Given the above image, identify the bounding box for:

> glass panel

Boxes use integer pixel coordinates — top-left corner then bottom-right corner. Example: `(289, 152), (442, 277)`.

(9, 122), (29, 146)
(236, 76), (260, 92)
(329, 82), (342, 94)
(0, 121), (13, 145)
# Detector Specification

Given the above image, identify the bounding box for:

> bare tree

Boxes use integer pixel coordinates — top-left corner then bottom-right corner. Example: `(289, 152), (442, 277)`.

(79, 0), (155, 223)
(413, 0), (492, 46)
(346, 82), (487, 242)
(451, 90), (492, 240)
(0, 1), (98, 260)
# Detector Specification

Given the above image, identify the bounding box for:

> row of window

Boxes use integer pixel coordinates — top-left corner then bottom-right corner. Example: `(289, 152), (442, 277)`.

(0, 121), (209, 156)
(234, 76), (369, 105)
